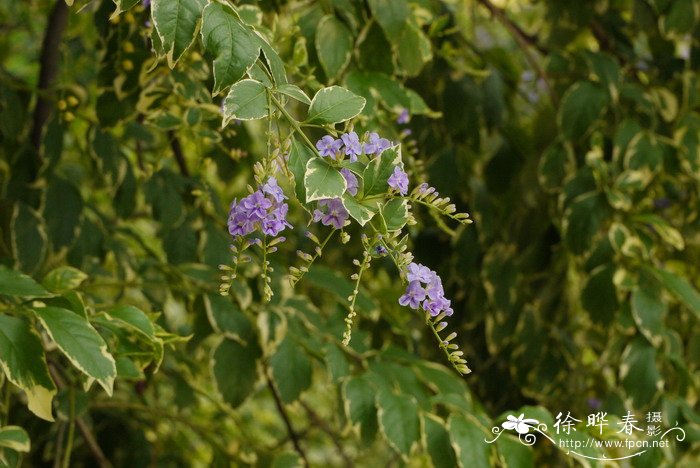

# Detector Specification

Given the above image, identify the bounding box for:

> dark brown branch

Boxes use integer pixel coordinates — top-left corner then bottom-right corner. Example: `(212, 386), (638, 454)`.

(265, 371), (309, 467)
(48, 365), (112, 468)
(299, 399), (352, 468)
(30, 0), (69, 153)
(476, 0), (558, 104)
(167, 131), (190, 177)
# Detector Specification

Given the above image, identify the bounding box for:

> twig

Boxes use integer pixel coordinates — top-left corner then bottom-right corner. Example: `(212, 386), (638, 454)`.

(167, 130), (190, 177)
(30, 0), (69, 153)
(476, 0), (557, 104)
(265, 370), (309, 467)
(299, 399), (352, 467)
(48, 365), (112, 468)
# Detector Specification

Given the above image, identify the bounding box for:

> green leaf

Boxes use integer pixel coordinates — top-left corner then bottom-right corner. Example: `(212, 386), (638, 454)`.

(624, 133), (663, 171)
(649, 267), (700, 318)
(448, 414), (492, 468)
(151, 0), (206, 67)
(11, 202), (47, 275)
(305, 266), (378, 313)
(396, 22), (432, 76)
(204, 293), (254, 344)
(631, 282), (667, 346)
(581, 264), (618, 325)
(315, 15), (353, 80)
(424, 414), (458, 468)
(42, 267), (87, 293)
(44, 177), (83, 250)
(254, 31), (288, 85)
(620, 337), (662, 407)
(368, 0), (410, 39)
(341, 194), (377, 226)
(661, 0), (697, 36)
(381, 198), (408, 231)
(362, 146), (401, 197)
(306, 86), (366, 125)
(269, 336), (312, 403)
(0, 426), (30, 453)
(288, 138), (315, 203)
(210, 337), (261, 408)
(562, 192), (609, 254)
(0, 266), (50, 297)
(558, 81), (608, 141)
(538, 143), (573, 193)
(106, 306), (156, 341)
(304, 158), (347, 202)
(33, 306), (116, 395)
(277, 84), (311, 105)
(343, 375), (378, 444)
(0, 315), (56, 421)
(631, 213), (684, 250)
(376, 389), (420, 458)
(201, 2), (260, 94)
(222, 79), (268, 123)
(496, 434), (534, 468)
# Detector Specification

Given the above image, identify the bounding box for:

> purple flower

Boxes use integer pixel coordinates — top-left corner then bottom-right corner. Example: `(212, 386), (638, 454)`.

(399, 281), (426, 309)
(407, 263), (432, 283)
(426, 275), (444, 300)
(262, 177), (287, 202)
(241, 191), (272, 219)
(341, 132), (362, 162)
(313, 199), (349, 229)
(340, 168), (359, 196)
(363, 132), (392, 156)
(228, 182), (292, 239)
(397, 109), (410, 124)
(375, 245), (388, 255)
(387, 166), (409, 195)
(316, 135), (343, 159)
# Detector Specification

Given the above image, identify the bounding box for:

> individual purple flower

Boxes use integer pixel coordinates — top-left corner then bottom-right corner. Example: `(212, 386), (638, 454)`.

(262, 177), (287, 202)
(241, 191), (272, 219)
(387, 166), (409, 195)
(340, 168), (359, 196)
(316, 135), (343, 159)
(262, 204), (291, 236)
(407, 263), (432, 283)
(341, 132), (362, 162)
(425, 274), (445, 300)
(363, 132), (392, 155)
(313, 199), (349, 229)
(399, 281), (426, 309)
(397, 108), (410, 124)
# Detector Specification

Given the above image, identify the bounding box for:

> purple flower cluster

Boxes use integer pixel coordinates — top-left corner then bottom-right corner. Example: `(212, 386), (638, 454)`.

(313, 199), (349, 229)
(388, 166), (409, 195)
(315, 132), (392, 162)
(228, 177), (291, 237)
(399, 263), (453, 317)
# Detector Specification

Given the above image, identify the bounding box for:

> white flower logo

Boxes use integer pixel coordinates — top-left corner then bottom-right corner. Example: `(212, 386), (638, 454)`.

(502, 414), (539, 434)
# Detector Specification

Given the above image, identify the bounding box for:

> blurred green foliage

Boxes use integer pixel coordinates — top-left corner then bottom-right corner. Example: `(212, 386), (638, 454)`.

(0, 0), (699, 466)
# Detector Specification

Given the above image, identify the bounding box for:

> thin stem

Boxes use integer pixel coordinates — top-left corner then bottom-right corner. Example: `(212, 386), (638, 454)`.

(2, 378), (10, 426)
(476, 0), (557, 105)
(265, 370), (309, 467)
(61, 388), (76, 468)
(48, 365), (112, 468)
(291, 229), (336, 286)
(298, 399), (351, 468)
(269, 92), (317, 153)
(168, 130), (190, 177)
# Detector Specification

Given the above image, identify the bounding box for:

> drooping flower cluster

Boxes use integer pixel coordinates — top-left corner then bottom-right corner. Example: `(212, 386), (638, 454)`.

(228, 177), (291, 237)
(315, 131), (392, 162)
(388, 166), (409, 195)
(399, 262), (453, 317)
